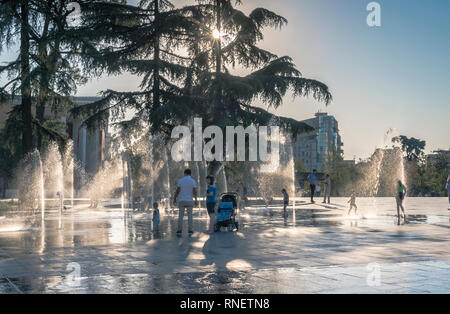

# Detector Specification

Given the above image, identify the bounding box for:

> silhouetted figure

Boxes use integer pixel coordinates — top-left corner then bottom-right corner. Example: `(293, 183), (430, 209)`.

(173, 169), (198, 235)
(396, 180), (407, 224)
(308, 169), (318, 203)
(282, 188), (289, 217)
(322, 174), (331, 204)
(348, 190), (358, 215)
(152, 202), (160, 233)
(206, 176), (217, 233)
(446, 175), (450, 203)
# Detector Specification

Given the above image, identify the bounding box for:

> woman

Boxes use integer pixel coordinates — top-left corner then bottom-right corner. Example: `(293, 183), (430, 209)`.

(396, 180), (407, 224)
(206, 176), (217, 233)
(322, 174), (331, 204)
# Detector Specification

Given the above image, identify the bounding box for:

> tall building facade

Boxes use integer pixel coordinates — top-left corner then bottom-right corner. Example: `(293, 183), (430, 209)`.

(293, 112), (343, 171)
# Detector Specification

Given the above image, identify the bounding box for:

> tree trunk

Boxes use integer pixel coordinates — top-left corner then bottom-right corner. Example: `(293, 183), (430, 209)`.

(207, 160), (222, 177)
(152, 0), (161, 112)
(213, 0), (222, 123)
(36, 9), (52, 152)
(20, 1), (33, 155)
(36, 98), (46, 150)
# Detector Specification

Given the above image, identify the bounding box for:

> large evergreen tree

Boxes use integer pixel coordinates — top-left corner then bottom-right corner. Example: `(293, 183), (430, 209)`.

(0, 0), (95, 153)
(1, 0), (134, 155)
(0, 0), (33, 153)
(74, 1), (332, 162)
(184, 0), (331, 124)
(72, 0), (194, 135)
(181, 0), (332, 174)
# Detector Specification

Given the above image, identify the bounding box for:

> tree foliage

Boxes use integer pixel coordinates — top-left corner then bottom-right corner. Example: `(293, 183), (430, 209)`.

(392, 135), (426, 162)
(73, 0), (332, 140)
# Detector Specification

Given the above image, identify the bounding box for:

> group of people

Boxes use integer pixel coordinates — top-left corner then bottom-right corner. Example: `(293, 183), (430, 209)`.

(151, 169), (219, 235)
(307, 169), (332, 204)
(305, 170), (410, 222)
(151, 170), (450, 234)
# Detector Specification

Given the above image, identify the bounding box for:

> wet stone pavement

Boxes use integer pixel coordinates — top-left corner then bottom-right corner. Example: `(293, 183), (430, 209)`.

(0, 197), (449, 294)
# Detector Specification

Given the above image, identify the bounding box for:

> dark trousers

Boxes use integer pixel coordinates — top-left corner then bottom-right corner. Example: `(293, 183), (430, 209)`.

(310, 184), (316, 202)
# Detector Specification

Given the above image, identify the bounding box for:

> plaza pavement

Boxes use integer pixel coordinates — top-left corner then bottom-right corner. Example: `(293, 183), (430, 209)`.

(0, 197), (449, 293)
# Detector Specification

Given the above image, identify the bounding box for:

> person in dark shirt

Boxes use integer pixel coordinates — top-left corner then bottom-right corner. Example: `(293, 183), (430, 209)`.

(282, 189), (289, 217)
(308, 169), (318, 203)
(206, 176), (217, 233)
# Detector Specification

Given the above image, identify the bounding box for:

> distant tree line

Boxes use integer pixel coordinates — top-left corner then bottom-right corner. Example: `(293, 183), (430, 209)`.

(295, 135), (448, 197)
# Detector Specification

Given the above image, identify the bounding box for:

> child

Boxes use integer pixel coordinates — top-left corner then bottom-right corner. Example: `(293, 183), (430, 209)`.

(348, 190), (358, 215)
(152, 202), (160, 233)
(322, 174), (331, 204)
(206, 176), (217, 233)
(282, 189), (289, 217)
(396, 180), (407, 223)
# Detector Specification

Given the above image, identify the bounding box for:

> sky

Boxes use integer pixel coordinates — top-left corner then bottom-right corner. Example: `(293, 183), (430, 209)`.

(1, 0), (449, 160)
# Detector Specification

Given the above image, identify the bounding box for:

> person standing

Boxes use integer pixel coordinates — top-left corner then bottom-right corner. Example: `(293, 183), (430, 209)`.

(396, 180), (407, 224)
(206, 176), (217, 233)
(322, 174), (331, 204)
(152, 202), (160, 233)
(308, 169), (318, 203)
(347, 190), (358, 215)
(174, 169), (198, 235)
(446, 175), (450, 203)
(282, 189), (289, 217)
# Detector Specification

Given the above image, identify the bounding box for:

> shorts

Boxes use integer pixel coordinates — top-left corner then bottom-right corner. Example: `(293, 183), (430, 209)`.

(206, 202), (216, 215)
(398, 192), (404, 201)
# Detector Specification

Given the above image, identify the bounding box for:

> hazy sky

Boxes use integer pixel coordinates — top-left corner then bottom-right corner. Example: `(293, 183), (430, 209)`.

(1, 0), (449, 160)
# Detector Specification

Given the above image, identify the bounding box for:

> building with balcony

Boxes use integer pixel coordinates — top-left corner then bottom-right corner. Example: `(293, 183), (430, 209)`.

(293, 112), (343, 171)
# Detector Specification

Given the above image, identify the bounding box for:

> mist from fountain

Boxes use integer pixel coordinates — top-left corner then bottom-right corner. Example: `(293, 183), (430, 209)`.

(350, 128), (407, 217)
(257, 127), (294, 208)
(62, 140), (75, 208)
(39, 152), (45, 220)
(288, 136), (296, 221)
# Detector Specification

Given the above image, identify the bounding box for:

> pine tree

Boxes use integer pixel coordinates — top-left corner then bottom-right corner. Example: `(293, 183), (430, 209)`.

(0, 0), (98, 153)
(181, 0), (332, 174)
(72, 0), (195, 135)
(0, 0), (33, 153)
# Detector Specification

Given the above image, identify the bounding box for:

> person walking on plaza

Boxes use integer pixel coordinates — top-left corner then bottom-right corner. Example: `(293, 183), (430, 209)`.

(173, 169), (198, 235)
(206, 176), (217, 233)
(446, 175), (450, 203)
(396, 180), (407, 224)
(322, 174), (331, 204)
(347, 190), (358, 215)
(282, 188), (289, 217)
(308, 169), (318, 203)
(152, 202), (160, 233)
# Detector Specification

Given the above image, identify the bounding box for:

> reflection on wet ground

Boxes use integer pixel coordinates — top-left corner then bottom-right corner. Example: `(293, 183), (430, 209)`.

(0, 197), (449, 293)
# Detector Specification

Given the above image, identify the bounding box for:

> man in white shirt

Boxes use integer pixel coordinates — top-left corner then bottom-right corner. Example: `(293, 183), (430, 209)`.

(173, 169), (198, 235)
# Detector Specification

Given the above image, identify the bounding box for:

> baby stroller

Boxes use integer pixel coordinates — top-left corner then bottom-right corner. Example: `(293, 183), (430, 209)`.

(214, 192), (239, 232)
